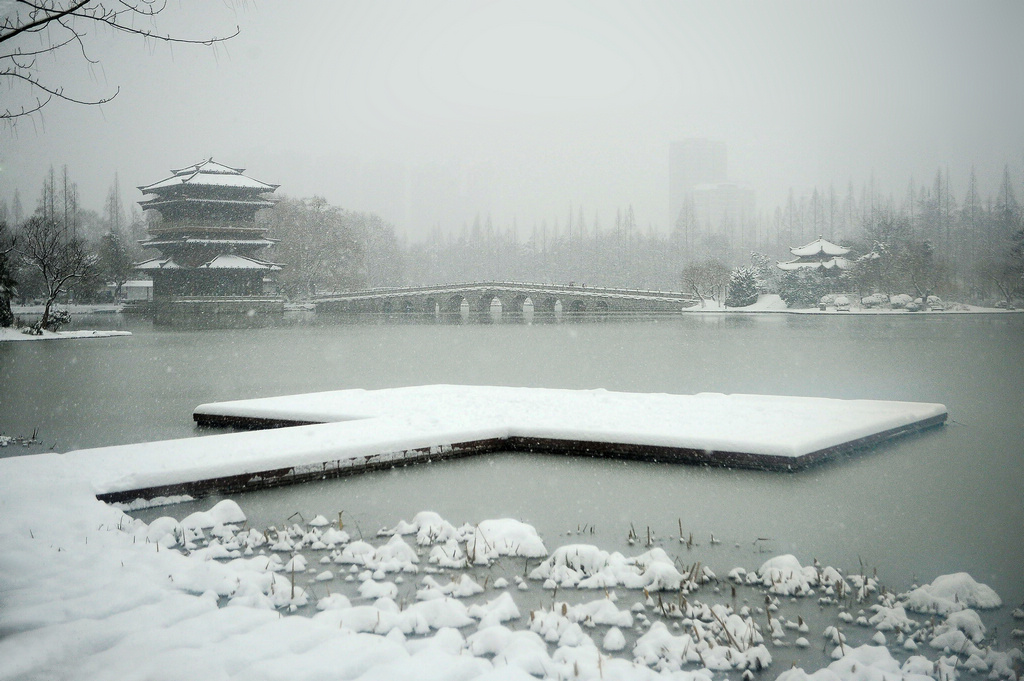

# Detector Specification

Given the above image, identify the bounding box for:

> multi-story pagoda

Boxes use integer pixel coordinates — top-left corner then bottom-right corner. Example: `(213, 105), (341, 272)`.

(136, 159), (283, 298)
(777, 236), (851, 272)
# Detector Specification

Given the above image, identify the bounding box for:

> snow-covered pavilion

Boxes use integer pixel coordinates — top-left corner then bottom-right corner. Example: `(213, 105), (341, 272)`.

(777, 236), (851, 272)
(136, 159), (283, 299)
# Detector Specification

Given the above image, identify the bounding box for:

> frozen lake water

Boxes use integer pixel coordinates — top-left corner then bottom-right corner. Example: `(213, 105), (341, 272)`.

(2, 312), (1022, 645)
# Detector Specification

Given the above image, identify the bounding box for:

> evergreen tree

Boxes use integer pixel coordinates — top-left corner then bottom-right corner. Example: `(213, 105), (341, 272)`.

(725, 266), (758, 307)
(97, 229), (133, 300)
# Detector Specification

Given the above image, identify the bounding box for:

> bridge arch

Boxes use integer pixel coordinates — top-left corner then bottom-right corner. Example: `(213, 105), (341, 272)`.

(565, 299), (587, 314)
(533, 296), (558, 315)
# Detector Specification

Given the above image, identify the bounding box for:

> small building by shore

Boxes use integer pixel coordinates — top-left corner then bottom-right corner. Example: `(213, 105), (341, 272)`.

(777, 236), (851, 272)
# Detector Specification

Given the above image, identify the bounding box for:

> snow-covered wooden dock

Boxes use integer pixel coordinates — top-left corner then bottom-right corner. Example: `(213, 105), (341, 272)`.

(57, 386), (948, 503)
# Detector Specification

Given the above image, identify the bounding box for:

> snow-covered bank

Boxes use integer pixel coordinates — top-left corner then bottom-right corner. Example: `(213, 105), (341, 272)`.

(1, 471), (1020, 680)
(10, 303), (124, 315)
(0, 327), (132, 341)
(683, 294), (1018, 314)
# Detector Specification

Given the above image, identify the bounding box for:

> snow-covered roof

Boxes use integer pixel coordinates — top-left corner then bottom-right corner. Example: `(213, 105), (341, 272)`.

(790, 237), (850, 258)
(134, 257), (181, 270)
(197, 254), (283, 270)
(138, 158), (279, 194)
(138, 196), (277, 208)
(171, 159), (244, 175)
(140, 237), (278, 248)
(777, 257), (851, 271)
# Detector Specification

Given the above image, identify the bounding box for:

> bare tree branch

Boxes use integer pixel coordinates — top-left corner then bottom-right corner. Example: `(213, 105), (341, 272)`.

(0, 0), (92, 45)
(1, 0), (239, 121)
(3, 68), (119, 106)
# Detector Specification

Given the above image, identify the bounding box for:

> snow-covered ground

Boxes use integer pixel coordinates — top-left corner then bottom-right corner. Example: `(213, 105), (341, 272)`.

(0, 472), (1020, 680)
(0, 327), (131, 342)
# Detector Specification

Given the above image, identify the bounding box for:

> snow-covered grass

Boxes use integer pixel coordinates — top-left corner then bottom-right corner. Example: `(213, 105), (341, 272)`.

(0, 326), (132, 342)
(1, 471), (1020, 680)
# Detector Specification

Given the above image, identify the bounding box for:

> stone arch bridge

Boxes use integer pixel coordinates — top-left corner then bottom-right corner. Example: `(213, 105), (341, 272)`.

(315, 282), (696, 320)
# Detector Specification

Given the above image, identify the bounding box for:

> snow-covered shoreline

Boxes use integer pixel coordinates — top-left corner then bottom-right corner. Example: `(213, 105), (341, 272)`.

(0, 327), (132, 341)
(1, 469), (1020, 680)
(682, 294), (1017, 314)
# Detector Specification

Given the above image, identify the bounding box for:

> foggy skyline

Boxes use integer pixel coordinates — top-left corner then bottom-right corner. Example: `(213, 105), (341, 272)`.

(2, 0), (1023, 239)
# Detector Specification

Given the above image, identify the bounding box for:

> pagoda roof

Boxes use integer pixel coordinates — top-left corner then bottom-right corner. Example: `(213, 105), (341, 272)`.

(139, 237), (278, 250)
(138, 158), (279, 194)
(197, 254), (283, 271)
(790, 236), (850, 258)
(135, 257), (182, 270)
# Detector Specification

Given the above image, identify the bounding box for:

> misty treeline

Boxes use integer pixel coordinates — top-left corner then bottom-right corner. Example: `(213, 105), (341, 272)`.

(258, 196), (402, 298)
(403, 165), (1024, 305)
(404, 206), (683, 290)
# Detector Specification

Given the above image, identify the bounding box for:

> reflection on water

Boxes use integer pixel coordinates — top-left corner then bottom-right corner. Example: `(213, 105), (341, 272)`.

(3, 313), (1023, 644)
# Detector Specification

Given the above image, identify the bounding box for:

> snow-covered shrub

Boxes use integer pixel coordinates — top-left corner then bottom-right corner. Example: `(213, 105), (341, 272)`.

(726, 267), (759, 308)
(861, 294), (886, 308)
(38, 308), (71, 332)
(779, 270), (830, 309)
(889, 294), (913, 308)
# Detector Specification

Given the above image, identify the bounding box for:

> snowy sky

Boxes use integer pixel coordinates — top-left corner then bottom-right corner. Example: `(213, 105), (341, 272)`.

(1, 0), (1022, 238)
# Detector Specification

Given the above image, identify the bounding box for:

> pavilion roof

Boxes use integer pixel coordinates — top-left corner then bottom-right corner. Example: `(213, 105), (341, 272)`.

(777, 257), (851, 271)
(789, 236), (850, 258)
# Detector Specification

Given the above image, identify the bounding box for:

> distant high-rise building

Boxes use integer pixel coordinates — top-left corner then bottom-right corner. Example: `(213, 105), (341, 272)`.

(669, 139), (755, 244)
(669, 139), (727, 227)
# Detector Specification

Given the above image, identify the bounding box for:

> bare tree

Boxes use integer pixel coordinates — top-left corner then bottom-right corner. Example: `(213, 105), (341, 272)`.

(1, 1), (238, 120)
(16, 215), (95, 330)
(681, 258), (730, 307)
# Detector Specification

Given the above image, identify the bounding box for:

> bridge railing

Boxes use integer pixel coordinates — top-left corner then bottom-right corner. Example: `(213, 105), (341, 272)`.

(315, 281), (695, 301)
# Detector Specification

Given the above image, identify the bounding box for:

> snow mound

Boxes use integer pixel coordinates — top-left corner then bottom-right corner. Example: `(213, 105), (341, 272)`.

(900, 573), (1002, 614)
(529, 544), (705, 592)
(757, 554), (818, 596)
(467, 518), (547, 563)
(385, 510), (460, 546)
